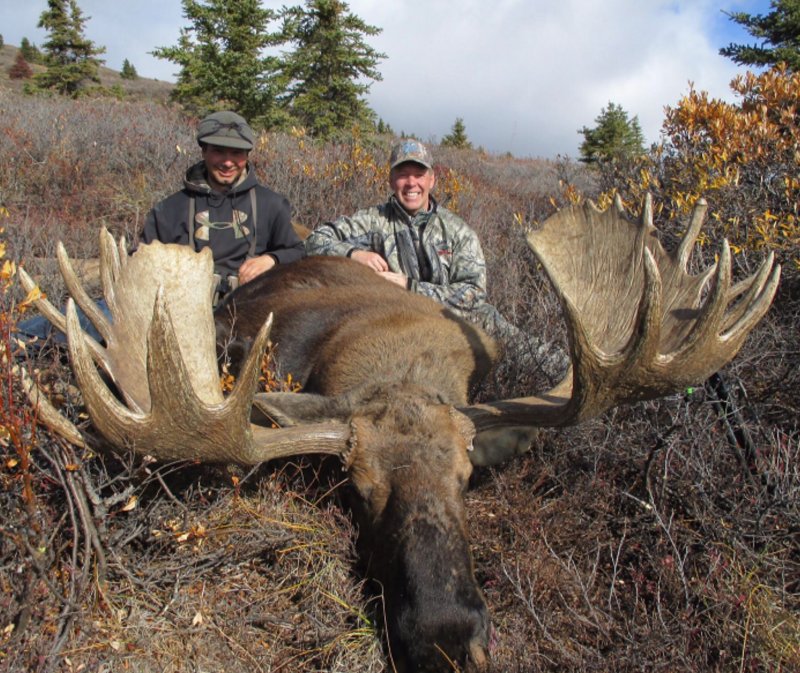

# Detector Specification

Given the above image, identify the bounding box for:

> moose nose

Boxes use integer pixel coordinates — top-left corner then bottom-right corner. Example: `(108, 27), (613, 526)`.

(410, 607), (490, 672)
(468, 637), (489, 671)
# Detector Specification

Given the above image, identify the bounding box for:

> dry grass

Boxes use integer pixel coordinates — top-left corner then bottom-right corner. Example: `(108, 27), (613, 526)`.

(1, 90), (797, 673)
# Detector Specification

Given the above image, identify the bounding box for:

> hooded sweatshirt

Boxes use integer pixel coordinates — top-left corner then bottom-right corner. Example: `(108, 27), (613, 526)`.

(142, 161), (305, 278)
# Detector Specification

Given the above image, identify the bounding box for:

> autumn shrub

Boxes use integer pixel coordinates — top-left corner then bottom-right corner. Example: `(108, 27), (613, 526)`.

(586, 66), (799, 272)
(0, 90), (194, 261)
(658, 66), (799, 266)
(7, 53), (32, 81)
(256, 126), (389, 228)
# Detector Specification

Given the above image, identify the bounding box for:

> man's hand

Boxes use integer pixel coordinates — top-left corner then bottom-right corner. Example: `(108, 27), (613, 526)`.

(350, 250), (389, 272)
(379, 271), (408, 288)
(350, 251), (407, 288)
(239, 254), (277, 284)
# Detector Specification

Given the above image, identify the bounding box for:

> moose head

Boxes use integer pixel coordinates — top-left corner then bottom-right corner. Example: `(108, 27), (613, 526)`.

(19, 195), (779, 672)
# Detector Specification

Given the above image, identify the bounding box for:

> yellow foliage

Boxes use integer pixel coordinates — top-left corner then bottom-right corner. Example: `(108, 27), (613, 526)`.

(436, 167), (466, 214)
(659, 65), (800, 263)
(582, 66), (799, 268)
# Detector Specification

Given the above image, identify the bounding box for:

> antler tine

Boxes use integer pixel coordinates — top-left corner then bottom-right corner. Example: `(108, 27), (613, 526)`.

(723, 255), (781, 343)
(99, 227), (122, 305)
(65, 297), (139, 448)
(16, 264), (107, 364)
(226, 312), (273, 414)
(16, 265), (66, 333)
(676, 196), (708, 271)
(674, 239), (733, 360)
(13, 363), (86, 447)
(57, 242), (112, 344)
(723, 252), (779, 332)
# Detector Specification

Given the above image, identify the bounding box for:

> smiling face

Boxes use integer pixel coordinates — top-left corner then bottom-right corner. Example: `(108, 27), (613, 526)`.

(201, 144), (249, 192)
(389, 161), (436, 216)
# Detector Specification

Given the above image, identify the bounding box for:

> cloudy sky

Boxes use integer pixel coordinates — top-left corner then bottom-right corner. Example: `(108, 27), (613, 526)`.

(3, 0), (774, 158)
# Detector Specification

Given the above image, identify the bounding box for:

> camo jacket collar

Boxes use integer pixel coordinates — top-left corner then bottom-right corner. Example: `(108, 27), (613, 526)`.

(388, 194), (439, 228)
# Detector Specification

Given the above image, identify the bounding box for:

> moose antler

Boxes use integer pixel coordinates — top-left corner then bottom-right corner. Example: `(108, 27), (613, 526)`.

(462, 194), (780, 431)
(18, 229), (350, 462)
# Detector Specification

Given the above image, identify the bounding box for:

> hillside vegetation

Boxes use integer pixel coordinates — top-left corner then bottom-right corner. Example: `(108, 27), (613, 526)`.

(0, 44), (173, 102)
(0, 88), (797, 672)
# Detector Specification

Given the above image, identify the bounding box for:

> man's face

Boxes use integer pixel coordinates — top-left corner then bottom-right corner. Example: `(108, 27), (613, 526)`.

(202, 144), (249, 191)
(389, 162), (436, 215)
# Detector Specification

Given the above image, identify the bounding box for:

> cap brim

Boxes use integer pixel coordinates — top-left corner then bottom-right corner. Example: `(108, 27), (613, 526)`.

(390, 158), (432, 170)
(199, 134), (253, 150)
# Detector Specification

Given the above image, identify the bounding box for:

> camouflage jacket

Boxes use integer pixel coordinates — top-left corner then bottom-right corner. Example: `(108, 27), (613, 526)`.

(305, 196), (487, 316)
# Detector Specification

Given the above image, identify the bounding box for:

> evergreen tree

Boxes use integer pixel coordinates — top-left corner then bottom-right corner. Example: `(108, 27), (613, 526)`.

(120, 58), (138, 80)
(0, 34), (4, 48)
(720, 0), (800, 70)
(152, 0), (286, 126)
(280, 0), (385, 139)
(8, 52), (33, 80)
(20, 37), (43, 64)
(578, 102), (645, 164)
(441, 118), (472, 149)
(33, 0), (106, 96)
(376, 118), (394, 135)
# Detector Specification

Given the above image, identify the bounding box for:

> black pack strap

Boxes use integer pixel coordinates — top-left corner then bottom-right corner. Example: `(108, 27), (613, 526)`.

(248, 188), (257, 258)
(187, 195), (198, 250)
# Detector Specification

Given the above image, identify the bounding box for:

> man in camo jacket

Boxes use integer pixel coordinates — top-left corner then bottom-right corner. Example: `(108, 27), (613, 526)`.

(305, 138), (567, 382)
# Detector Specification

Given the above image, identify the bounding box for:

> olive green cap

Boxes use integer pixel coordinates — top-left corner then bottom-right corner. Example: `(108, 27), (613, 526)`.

(196, 111), (254, 150)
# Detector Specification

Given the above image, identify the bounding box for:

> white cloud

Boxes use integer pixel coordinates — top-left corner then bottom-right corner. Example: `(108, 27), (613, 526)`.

(2, 0), (773, 157)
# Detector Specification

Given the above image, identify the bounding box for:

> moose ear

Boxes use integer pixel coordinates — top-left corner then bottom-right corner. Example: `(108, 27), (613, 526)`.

(252, 392), (351, 427)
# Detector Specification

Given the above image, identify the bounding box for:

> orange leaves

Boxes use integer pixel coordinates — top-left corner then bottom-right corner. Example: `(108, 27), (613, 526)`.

(658, 65), (800, 264)
(664, 65), (800, 166)
(584, 65), (798, 269)
(435, 166), (467, 214)
(220, 349), (302, 395)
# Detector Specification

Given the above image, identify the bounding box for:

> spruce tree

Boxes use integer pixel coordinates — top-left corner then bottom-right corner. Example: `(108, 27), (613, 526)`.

(152, 0), (286, 126)
(280, 0), (385, 139)
(33, 0), (105, 96)
(120, 58), (138, 80)
(578, 102), (645, 164)
(441, 118), (472, 149)
(720, 0), (800, 70)
(376, 118), (394, 135)
(20, 37), (43, 64)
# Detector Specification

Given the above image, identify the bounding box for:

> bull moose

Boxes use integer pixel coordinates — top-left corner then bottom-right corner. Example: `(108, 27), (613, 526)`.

(19, 195), (779, 672)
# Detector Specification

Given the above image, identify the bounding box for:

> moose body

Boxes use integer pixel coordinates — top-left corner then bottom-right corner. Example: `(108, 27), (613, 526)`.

(215, 255), (496, 399)
(21, 196), (779, 673)
(215, 256), (497, 670)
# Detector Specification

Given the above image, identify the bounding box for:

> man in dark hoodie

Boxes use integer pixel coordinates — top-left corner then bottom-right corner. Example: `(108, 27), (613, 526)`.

(17, 112), (304, 347)
(141, 110), (305, 304)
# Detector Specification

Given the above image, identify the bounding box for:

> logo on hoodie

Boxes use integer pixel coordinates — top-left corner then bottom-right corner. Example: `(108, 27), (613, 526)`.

(194, 209), (250, 241)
